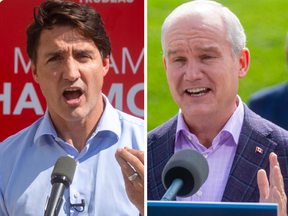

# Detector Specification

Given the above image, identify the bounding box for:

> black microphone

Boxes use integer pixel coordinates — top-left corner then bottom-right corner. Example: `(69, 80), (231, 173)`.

(161, 149), (209, 201)
(44, 156), (77, 216)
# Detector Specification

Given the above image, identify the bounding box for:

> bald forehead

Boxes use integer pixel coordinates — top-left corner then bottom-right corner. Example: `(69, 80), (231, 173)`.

(167, 1), (224, 29)
(163, 3), (230, 58)
(168, 11), (224, 31)
(164, 8), (226, 47)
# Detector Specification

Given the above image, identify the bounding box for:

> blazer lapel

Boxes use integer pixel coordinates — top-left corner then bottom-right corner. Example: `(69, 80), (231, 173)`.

(222, 105), (278, 202)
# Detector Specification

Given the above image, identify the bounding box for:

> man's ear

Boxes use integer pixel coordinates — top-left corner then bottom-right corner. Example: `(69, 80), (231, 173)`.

(163, 55), (168, 71)
(103, 56), (110, 77)
(31, 63), (39, 84)
(238, 48), (250, 79)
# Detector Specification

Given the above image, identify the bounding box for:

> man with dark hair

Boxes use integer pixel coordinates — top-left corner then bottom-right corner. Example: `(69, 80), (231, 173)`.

(0, 0), (144, 215)
(148, 1), (287, 216)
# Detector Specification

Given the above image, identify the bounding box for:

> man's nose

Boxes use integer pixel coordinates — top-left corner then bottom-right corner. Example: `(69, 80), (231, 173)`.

(62, 57), (81, 81)
(184, 61), (203, 81)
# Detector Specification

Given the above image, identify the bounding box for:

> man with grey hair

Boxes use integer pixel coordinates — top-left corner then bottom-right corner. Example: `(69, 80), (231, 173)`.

(148, 1), (288, 215)
(248, 32), (288, 130)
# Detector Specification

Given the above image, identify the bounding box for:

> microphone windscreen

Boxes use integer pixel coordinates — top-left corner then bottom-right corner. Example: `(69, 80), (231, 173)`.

(162, 149), (209, 197)
(51, 156), (77, 184)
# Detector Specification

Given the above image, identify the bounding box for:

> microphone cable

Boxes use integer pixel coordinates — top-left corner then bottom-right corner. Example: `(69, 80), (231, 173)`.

(68, 197), (85, 212)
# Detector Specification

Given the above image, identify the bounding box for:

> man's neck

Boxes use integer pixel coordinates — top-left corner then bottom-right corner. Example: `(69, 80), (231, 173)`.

(183, 104), (237, 149)
(51, 97), (105, 153)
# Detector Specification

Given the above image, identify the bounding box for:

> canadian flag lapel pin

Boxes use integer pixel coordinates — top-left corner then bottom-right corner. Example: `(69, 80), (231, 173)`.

(255, 146), (263, 154)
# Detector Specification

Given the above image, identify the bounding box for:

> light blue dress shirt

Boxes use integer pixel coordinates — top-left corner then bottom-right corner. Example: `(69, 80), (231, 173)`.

(0, 95), (144, 216)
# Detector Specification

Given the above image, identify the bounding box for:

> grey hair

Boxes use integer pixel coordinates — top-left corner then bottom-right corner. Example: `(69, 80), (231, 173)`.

(161, 0), (246, 59)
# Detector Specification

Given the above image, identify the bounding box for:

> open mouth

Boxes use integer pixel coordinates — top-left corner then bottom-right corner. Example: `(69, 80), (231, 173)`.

(63, 88), (83, 101)
(186, 87), (210, 97)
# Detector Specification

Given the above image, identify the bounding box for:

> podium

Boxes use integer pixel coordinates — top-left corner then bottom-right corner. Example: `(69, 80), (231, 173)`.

(147, 201), (278, 216)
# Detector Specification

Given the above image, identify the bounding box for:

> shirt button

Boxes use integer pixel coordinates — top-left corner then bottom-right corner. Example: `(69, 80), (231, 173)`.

(197, 190), (203, 196)
(203, 153), (208, 158)
(55, 138), (59, 142)
(74, 192), (80, 198)
(76, 161), (80, 166)
(187, 135), (192, 141)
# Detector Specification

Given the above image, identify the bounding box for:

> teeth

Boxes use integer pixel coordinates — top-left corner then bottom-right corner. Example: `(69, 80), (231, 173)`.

(193, 92), (206, 96)
(65, 88), (79, 92)
(186, 88), (207, 93)
(186, 88), (209, 97)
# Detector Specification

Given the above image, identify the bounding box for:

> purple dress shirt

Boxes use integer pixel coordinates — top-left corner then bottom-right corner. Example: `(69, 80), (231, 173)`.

(175, 96), (244, 202)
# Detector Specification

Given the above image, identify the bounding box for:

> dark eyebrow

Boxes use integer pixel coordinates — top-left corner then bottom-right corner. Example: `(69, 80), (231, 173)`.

(73, 49), (94, 55)
(44, 50), (64, 59)
(44, 49), (94, 59)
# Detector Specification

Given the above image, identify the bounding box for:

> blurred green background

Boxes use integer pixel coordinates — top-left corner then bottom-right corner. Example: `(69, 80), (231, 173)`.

(147, 0), (288, 131)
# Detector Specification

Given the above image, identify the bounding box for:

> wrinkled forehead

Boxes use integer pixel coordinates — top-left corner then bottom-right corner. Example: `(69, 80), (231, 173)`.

(168, 13), (224, 33)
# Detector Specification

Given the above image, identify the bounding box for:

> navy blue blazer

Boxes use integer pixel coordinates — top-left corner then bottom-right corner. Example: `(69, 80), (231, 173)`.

(148, 104), (288, 205)
(248, 82), (288, 130)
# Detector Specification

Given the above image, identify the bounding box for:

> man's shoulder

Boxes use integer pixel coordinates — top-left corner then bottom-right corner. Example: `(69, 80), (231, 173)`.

(102, 94), (144, 131)
(0, 117), (43, 153)
(116, 109), (144, 128)
(243, 105), (288, 138)
(147, 115), (178, 144)
(249, 82), (288, 104)
(247, 83), (288, 126)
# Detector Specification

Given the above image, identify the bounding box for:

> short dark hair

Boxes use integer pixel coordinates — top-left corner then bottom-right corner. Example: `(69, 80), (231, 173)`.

(26, 0), (111, 65)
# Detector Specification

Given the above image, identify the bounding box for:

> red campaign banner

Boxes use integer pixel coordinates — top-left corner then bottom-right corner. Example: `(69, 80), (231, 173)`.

(0, 0), (144, 141)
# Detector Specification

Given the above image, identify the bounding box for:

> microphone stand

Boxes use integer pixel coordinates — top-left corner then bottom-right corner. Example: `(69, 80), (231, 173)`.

(161, 178), (184, 201)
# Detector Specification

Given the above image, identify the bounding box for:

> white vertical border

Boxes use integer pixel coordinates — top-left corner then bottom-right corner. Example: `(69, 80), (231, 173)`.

(144, 0), (148, 215)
